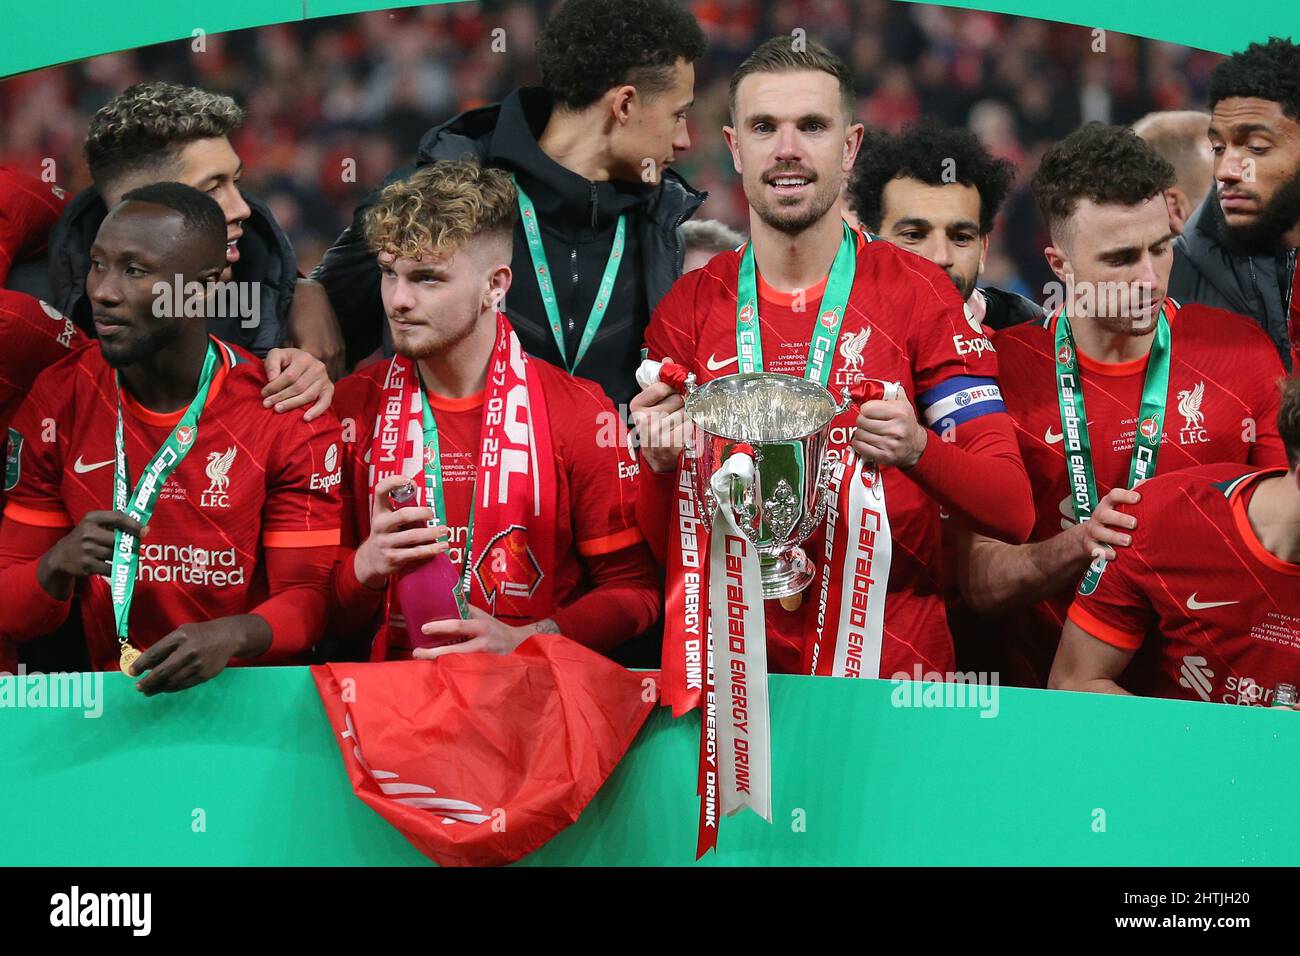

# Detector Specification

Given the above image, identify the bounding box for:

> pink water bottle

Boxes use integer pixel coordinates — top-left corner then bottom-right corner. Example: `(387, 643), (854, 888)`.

(388, 480), (466, 649)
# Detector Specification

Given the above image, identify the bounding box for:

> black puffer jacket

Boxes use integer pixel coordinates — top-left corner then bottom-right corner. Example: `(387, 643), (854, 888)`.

(312, 87), (706, 407)
(1170, 187), (1296, 372)
(11, 186), (296, 357)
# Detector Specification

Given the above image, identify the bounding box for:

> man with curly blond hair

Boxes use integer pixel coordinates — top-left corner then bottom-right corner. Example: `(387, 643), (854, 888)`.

(325, 161), (660, 662)
(6, 81), (341, 417)
(313, 0), (706, 408)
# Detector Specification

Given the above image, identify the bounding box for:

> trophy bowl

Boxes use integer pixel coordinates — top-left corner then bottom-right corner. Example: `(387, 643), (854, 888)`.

(685, 372), (849, 599)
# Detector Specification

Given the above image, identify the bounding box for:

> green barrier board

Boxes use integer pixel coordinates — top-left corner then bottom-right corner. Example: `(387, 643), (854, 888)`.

(0, 665), (1293, 865)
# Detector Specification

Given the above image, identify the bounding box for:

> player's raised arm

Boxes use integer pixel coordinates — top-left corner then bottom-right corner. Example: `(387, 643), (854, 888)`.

(957, 487), (1141, 616)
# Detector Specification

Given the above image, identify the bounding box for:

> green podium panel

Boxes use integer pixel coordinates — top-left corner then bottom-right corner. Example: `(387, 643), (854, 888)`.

(0, 665), (1293, 866)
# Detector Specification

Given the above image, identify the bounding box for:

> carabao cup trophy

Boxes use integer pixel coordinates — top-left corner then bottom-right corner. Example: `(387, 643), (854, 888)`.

(684, 372), (852, 599)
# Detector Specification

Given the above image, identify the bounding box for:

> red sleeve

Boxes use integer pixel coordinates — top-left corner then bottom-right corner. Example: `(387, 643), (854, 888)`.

(261, 406), (342, 549)
(636, 466), (677, 566)
(894, 248), (999, 395)
(3, 366), (73, 528)
(0, 516), (72, 641)
(247, 544), (336, 660)
(0, 167), (69, 284)
(635, 274), (707, 564)
(558, 376), (644, 558)
(906, 412), (1034, 543)
(325, 376), (386, 646)
(1066, 492), (1157, 650)
(0, 292), (84, 407)
(643, 271), (704, 368)
(1243, 331), (1288, 468)
(550, 542), (662, 653)
(1066, 562), (1155, 650)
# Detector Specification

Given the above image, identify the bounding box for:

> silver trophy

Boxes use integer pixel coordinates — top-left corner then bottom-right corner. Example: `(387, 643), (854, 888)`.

(684, 372), (852, 599)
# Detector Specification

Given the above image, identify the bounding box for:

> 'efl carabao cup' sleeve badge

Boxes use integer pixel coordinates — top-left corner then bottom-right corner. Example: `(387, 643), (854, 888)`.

(4, 428), (22, 491)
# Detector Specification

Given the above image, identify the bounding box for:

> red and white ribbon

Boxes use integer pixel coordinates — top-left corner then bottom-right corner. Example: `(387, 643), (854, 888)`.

(708, 449), (772, 824)
(804, 379), (899, 678)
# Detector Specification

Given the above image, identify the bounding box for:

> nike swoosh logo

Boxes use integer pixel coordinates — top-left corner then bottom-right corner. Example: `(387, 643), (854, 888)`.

(1186, 593), (1240, 611)
(1045, 421), (1095, 444)
(73, 456), (113, 474)
(706, 353), (738, 372)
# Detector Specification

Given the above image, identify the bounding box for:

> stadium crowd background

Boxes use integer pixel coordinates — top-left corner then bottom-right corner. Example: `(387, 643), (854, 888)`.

(0, 0), (1225, 319)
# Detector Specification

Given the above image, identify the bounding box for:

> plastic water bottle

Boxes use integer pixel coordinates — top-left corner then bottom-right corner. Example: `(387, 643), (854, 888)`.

(1272, 683), (1299, 709)
(388, 480), (465, 649)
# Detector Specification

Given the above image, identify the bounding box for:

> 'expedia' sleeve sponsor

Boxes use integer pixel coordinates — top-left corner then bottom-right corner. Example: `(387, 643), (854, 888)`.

(261, 406), (343, 548)
(556, 375), (644, 559)
(0, 291), (84, 434)
(894, 248), (1001, 411)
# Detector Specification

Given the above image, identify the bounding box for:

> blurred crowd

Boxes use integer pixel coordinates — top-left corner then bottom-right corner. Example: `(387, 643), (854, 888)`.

(0, 0), (1225, 297)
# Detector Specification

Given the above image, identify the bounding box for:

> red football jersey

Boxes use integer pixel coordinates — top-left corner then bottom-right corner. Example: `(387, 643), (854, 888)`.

(3, 338), (341, 669)
(645, 231), (1008, 675)
(1067, 464), (1300, 705)
(994, 303), (1288, 684)
(1, 292), (84, 505)
(333, 358), (643, 657)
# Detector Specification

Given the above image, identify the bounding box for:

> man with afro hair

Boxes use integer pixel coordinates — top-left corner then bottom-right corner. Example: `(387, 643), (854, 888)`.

(313, 0), (707, 409)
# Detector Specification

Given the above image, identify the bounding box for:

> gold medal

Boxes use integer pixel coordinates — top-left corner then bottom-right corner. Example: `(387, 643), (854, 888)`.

(119, 642), (142, 677)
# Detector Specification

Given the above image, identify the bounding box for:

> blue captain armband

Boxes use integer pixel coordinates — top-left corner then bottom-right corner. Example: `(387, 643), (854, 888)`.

(918, 376), (1006, 431)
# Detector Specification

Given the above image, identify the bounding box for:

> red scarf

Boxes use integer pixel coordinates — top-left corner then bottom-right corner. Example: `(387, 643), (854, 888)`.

(366, 313), (558, 659)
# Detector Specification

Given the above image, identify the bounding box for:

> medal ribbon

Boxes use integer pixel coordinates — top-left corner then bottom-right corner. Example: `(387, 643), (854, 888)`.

(515, 177), (625, 374)
(1054, 305), (1172, 593)
(734, 221), (857, 384)
(110, 339), (221, 646)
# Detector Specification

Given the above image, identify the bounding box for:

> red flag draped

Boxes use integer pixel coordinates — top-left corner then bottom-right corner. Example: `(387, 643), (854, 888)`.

(312, 635), (658, 867)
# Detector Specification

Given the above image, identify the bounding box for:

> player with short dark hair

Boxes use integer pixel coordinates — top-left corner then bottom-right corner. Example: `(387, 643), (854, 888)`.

(327, 161), (659, 661)
(1052, 375), (1300, 703)
(957, 123), (1288, 687)
(0, 182), (341, 689)
(632, 37), (1034, 688)
(5, 81), (342, 409)
(849, 119), (1041, 330)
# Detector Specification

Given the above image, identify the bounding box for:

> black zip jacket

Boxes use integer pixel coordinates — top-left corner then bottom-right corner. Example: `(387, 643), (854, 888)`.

(311, 87), (706, 407)
(6, 186), (295, 358)
(1170, 186), (1296, 372)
